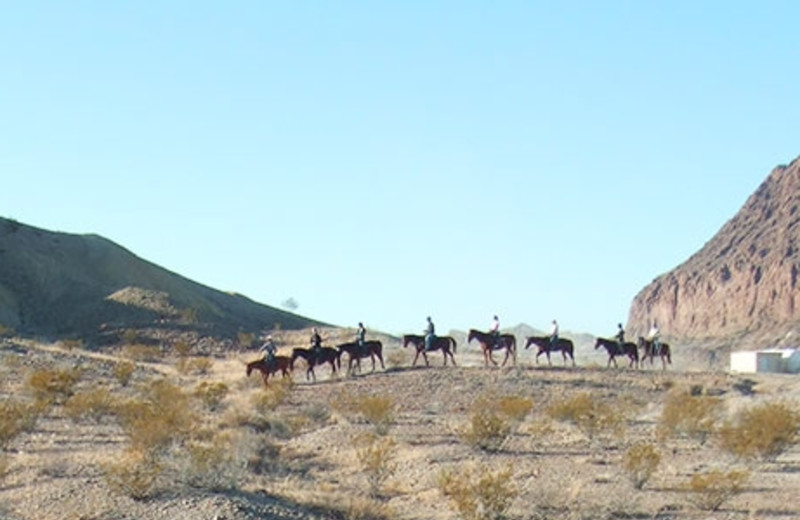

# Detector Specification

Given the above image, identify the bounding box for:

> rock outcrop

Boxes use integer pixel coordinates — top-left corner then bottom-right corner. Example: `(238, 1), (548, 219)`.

(627, 156), (800, 350)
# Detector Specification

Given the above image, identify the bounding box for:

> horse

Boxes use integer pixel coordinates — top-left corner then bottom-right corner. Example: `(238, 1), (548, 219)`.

(402, 334), (457, 367)
(337, 340), (385, 374)
(638, 337), (672, 370)
(245, 355), (292, 386)
(467, 329), (516, 367)
(524, 335), (575, 367)
(290, 346), (342, 381)
(594, 337), (639, 369)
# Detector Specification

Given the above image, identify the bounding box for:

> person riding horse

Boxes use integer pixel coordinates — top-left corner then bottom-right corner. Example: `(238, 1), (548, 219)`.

(549, 319), (559, 351)
(646, 321), (660, 358)
(615, 323), (625, 354)
(310, 327), (323, 360)
(490, 315), (502, 349)
(424, 316), (435, 351)
(260, 335), (277, 369)
(356, 322), (367, 355)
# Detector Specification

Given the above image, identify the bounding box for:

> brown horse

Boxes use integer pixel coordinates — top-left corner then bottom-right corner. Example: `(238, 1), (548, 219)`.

(290, 347), (342, 381)
(246, 355), (292, 386)
(637, 337), (672, 370)
(467, 329), (516, 367)
(402, 334), (457, 367)
(524, 336), (576, 366)
(594, 337), (639, 368)
(337, 340), (385, 374)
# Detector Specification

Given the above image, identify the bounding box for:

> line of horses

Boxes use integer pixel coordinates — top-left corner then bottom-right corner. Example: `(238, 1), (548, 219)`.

(245, 332), (672, 386)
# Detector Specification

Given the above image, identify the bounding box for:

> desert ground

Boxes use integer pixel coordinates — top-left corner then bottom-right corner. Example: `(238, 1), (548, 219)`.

(1, 329), (799, 520)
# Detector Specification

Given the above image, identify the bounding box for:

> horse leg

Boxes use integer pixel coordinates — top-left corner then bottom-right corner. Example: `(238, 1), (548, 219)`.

(412, 349), (420, 367)
(423, 350), (430, 367)
(547, 350), (552, 367)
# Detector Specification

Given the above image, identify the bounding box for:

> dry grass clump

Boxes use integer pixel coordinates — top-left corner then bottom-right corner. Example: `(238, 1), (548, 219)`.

(0, 399), (44, 449)
(113, 361), (136, 386)
(122, 344), (163, 363)
(658, 387), (722, 443)
(357, 395), (396, 435)
(687, 468), (749, 511)
(65, 387), (115, 423)
(717, 401), (800, 461)
(26, 366), (82, 404)
(59, 339), (83, 351)
(194, 381), (229, 412)
(338, 497), (393, 520)
(355, 432), (397, 498)
(438, 462), (516, 520)
(0, 324), (15, 337)
(103, 448), (162, 500)
(179, 430), (249, 491)
(462, 394), (532, 452)
(177, 356), (214, 376)
(622, 441), (661, 489)
(252, 379), (292, 413)
(546, 392), (623, 440)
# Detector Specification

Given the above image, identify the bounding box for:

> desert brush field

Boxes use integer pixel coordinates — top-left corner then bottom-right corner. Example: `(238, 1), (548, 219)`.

(1, 329), (800, 520)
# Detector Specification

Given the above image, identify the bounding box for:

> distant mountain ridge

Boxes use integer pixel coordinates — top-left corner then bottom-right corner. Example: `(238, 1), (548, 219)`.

(0, 217), (322, 341)
(628, 155), (800, 350)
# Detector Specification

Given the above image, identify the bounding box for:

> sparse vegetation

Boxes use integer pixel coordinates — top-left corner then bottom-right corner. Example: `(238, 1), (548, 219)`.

(65, 387), (115, 423)
(718, 401), (800, 460)
(622, 441), (661, 489)
(103, 448), (163, 500)
(193, 381), (229, 411)
(462, 394), (532, 452)
(113, 361), (136, 386)
(356, 395), (396, 435)
(438, 462), (516, 520)
(0, 399), (43, 449)
(122, 344), (163, 363)
(0, 324), (16, 337)
(26, 366), (82, 404)
(355, 432), (397, 498)
(546, 392), (623, 440)
(658, 387), (722, 443)
(687, 468), (749, 511)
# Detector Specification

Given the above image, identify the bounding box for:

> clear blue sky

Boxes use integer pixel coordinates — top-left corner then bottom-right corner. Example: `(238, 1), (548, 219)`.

(1, 2), (798, 337)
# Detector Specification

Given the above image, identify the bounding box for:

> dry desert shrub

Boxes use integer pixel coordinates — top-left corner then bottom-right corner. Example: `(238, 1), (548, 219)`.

(179, 430), (248, 491)
(0, 324), (15, 337)
(385, 347), (407, 369)
(717, 400), (800, 461)
(339, 497), (393, 520)
(103, 448), (162, 500)
(355, 432), (397, 498)
(122, 344), (163, 362)
(462, 394), (532, 452)
(237, 332), (256, 349)
(438, 462), (516, 520)
(622, 441), (661, 489)
(64, 387), (115, 423)
(194, 381), (229, 412)
(0, 453), (8, 482)
(686, 468), (749, 511)
(0, 399), (43, 449)
(26, 366), (82, 404)
(546, 391), (623, 440)
(357, 395), (396, 435)
(113, 361), (135, 386)
(59, 338), (83, 351)
(114, 379), (197, 454)
(177, 356), (214, 376)
(658, 387), (722, 443)
(173, 340), (192, 357)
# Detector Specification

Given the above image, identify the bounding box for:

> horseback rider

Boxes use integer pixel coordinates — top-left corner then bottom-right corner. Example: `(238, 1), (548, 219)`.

(356, 322), (367, 354)
(646, 320), (660, 357)
(310, 327), (322, 359)
(260, 334), (277, 367)
(424, 316), (435, 351)
(549, 319), (559, 350)
(615, 322), (625, 353)
(490, 315), (501, 348)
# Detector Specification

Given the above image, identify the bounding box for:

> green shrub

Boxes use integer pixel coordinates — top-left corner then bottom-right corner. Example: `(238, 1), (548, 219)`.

(687, 468), (748, 511)
(546, 392), (622, 440)
(622, 442), (660, 489)
(718, 401), (800, 460)
(658, 388), (722, 443)
(438, 463), (516, 520)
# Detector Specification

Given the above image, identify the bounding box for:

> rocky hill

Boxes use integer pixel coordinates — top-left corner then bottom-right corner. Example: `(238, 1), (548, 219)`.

(627, 156), (800, 350)
(0, 217), (322, 342)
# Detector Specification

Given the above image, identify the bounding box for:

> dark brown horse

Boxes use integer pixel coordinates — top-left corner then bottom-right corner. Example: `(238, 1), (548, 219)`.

(637, 337), (672, 370)
(402, 334), (457, 367)
(290, 347), (342, 381)
(594, 337), (639, 368)
(524, 336), (575, 366)
(467, 329), (516, 367)
(246, 355), (292, 386)
(337, 340), (385, 374)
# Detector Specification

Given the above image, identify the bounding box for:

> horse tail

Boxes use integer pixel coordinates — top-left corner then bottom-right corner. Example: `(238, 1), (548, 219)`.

(450, 337), (457, 353)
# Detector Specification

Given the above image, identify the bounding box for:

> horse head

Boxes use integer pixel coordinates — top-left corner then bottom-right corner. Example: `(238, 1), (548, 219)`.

(594, 337), (603, 350)
(467, 329), (478, 343)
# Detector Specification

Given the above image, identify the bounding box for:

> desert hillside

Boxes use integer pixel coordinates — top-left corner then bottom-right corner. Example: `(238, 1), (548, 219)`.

(628, 155), (800, 350)
(0, 217), (322, 342)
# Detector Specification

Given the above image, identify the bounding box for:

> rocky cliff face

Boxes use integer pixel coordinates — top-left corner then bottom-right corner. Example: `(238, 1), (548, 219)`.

(627, 156), (800, 350)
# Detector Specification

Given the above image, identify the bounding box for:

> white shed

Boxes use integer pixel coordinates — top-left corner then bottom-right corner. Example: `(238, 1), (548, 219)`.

(730, 348), (800, 374)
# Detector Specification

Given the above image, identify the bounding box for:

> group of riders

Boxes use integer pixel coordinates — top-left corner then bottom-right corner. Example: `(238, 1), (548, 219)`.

(257, 314), (664, 367)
